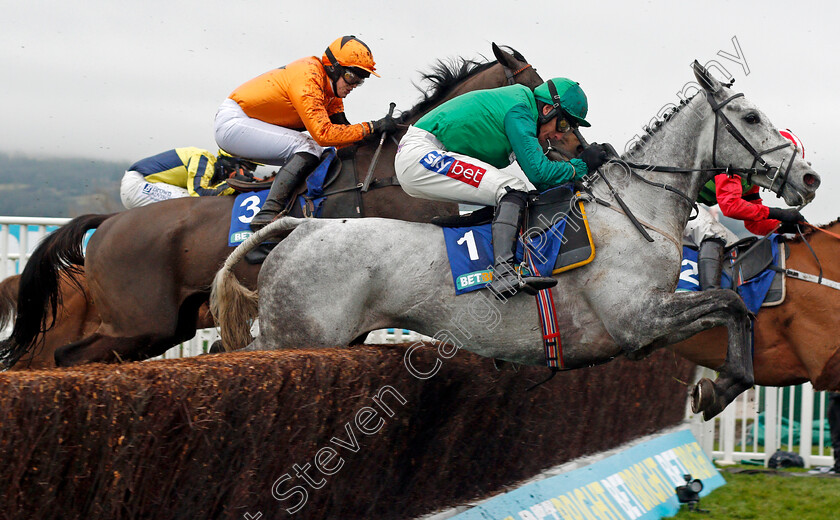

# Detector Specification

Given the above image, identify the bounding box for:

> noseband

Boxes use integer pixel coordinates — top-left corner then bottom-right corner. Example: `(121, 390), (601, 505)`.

(582, 89), (802, 243)
(706, 91), (798, 197)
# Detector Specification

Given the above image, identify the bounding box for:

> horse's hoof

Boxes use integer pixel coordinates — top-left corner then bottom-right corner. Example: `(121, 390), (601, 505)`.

(208, 340), (225, 354)
(691, 378), (716, 415)
(703, 403), (725, 421)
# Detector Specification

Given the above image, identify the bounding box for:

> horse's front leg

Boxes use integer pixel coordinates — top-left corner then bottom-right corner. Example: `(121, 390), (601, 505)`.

(614, 289), (753, 420)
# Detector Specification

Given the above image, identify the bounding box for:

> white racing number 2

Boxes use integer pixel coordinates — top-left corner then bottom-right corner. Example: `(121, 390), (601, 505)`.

(680, 258), (699, 288)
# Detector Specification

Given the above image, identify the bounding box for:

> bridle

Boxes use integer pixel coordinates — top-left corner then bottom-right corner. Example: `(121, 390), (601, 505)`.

(583, 88), (802, 242)
(705, 90), (799, 198)
(616, 88), (801, 202)
(503, 63), (534, 85)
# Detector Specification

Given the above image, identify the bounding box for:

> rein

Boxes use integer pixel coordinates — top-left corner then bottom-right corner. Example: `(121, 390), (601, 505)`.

(705, 91), (799, 197)
(582, 88), (795, 243)
(769, 223), (840, 291)
(802, 222), (840, 241)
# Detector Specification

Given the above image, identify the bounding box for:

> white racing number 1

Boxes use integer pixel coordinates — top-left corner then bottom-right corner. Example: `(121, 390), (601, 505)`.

(456, 230), (480, 261)
(237, 195), (263, 224)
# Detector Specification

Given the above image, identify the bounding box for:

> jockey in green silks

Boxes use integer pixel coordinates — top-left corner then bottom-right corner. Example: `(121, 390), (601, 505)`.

(395, 78), (612, 299)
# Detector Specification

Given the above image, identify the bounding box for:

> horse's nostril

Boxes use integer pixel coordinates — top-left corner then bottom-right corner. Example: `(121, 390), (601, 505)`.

(804, 173), (820, 188)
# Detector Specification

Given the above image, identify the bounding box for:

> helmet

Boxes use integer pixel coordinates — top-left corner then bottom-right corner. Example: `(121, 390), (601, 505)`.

(534, 78), (590, 128)
(321, 36), (380, 78)
(779, 129), (805, 159)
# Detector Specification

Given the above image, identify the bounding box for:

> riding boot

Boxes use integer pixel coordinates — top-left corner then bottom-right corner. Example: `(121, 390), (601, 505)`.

(698, 238), (725, 291)
(250, 152), (320, 231)
(487, 190), (557, 299)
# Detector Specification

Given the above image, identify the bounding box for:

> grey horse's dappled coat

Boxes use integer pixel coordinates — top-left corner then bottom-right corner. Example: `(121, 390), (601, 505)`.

(212, 62), (820, 420)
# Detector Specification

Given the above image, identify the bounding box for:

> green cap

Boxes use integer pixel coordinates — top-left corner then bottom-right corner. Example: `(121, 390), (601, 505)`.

(534, 78), (591, 128)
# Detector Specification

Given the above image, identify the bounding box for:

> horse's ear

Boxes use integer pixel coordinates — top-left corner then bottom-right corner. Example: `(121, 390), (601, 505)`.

(692, 60), (723, 94)
(492, 42), (519, 68)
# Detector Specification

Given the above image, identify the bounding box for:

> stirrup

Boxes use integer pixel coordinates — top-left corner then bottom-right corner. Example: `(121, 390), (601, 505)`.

(519, 276), (557, 295)
(488, 268), (556, 299)
(249, 205), (282, 231)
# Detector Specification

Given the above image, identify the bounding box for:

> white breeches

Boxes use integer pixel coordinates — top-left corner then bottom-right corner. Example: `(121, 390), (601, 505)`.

(213, 98), (323, 166)
(120, 171), (189, 209)
(394, 126), (528, 206)
(682, 205), (739, 247)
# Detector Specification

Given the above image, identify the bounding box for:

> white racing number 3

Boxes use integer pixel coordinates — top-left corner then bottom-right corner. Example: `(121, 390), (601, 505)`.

(456, 230), (480, 261)
(237, 195), (263, 224)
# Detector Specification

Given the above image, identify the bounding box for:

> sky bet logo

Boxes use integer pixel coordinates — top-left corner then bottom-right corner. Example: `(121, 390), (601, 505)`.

(420, 151), (486, 188)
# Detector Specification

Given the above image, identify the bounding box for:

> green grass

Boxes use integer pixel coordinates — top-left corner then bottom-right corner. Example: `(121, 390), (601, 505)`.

(671, 465), (840, 519)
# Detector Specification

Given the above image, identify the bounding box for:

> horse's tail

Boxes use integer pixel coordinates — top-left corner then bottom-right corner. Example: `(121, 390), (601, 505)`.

(210, 217), (305, 351)
(0, 213), (113, 369)
(0, 274), (20, 332)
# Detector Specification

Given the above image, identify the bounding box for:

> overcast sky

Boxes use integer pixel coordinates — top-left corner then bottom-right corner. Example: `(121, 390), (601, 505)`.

(3, 0), (837, 223)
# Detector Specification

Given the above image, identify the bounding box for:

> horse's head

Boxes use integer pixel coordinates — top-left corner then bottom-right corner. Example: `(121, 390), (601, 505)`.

(693, 61), (820, 207)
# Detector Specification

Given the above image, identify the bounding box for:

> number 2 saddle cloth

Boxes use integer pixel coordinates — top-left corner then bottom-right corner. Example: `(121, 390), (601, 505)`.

(678, 234), (787, 313)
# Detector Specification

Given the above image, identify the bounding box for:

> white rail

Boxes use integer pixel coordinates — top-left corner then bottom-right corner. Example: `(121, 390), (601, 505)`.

(0, 217), (71, 278)
(689, 368), (834, 468)
(0, 216), (430, 361)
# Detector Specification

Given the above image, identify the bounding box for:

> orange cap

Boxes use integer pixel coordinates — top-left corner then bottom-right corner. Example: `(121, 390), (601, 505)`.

(322, 36), (379, 77)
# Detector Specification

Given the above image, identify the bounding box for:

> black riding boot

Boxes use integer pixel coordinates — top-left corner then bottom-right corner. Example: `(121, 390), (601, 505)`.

(698, 238), (725, 291)
(487, 190), (557, 299)
(250, 152), (320, 231)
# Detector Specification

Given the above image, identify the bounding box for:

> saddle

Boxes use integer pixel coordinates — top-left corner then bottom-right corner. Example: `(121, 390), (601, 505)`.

(227, 175), (275, 192)
(723, 235), (789, 307)
(241, 146), (400, 264)
(433, 184), (595, 274)
(226, 148), (345, 197)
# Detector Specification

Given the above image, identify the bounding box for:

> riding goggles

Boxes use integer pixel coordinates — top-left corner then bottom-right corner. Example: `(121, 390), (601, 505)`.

(342, 69), (366, 86)
(556, 110), (578, 133)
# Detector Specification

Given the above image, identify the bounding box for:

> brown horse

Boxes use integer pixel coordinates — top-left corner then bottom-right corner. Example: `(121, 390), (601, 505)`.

(0, 44), (548, 368)
(7, 221), (838, 383)
(670, 219), (840, 390)
(0, 273), (99, 370)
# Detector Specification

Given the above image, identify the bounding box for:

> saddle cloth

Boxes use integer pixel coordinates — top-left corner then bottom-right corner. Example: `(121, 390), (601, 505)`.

(677, 234), (786, 313)
(441, 184), (595, 295)
(226, 149), (342, 247)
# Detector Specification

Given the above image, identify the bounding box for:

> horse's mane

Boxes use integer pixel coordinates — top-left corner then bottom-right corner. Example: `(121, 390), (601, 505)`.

(786, 217), (840, 243)
(623, 91), (702, 159)
(399, 46), (528, 123)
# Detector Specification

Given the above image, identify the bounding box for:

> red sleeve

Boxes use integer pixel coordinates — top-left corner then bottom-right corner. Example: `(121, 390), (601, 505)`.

(714, 175), (779, 235)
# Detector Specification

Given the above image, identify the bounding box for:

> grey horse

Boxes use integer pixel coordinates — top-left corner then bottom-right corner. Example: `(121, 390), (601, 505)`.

(211, 62), (820, 420)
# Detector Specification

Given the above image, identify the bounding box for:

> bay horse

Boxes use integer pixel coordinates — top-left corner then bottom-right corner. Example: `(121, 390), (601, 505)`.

(211, 62), (821, 420)
(0, 273), (98, 370)
(670, 219), (840, 390)
(0, 44), (547, 369)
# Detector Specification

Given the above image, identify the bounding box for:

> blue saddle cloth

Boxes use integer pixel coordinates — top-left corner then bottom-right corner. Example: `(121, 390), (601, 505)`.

(442, 219), (567, 295)
(228, 190), (269, 246)
(226, 149), (338, 246)
(294, 147), (337, 218)
(677, 235), (780, 314)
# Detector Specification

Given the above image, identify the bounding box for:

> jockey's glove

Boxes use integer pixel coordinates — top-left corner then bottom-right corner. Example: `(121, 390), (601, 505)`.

(777, 222), (803, 234)
(579, 143), (610, 173)
(767, 207), (806, 224)
(370, 114), (398, 136)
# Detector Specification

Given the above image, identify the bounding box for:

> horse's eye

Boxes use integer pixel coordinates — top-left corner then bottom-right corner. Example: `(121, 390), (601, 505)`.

(743, 113), (760, 124)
